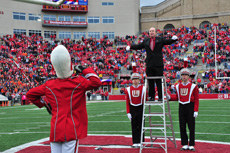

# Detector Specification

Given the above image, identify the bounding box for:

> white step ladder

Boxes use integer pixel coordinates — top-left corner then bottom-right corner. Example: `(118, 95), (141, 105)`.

(139, 76), (177, 153)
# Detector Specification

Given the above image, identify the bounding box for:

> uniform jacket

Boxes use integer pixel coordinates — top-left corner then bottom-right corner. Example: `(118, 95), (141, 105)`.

(26, 68), (101, 142)
(130, 37), (177, 68)
(126, 85), (146, 114)
(170, 82), (199, 112)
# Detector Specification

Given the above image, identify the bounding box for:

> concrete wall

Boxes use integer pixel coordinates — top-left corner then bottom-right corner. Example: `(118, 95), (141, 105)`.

(0, 0), (140, 39)
(141, 0), (230, 30)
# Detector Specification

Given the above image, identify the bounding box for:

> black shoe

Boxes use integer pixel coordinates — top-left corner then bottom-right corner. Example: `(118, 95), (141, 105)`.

(149, 97), (155, 101)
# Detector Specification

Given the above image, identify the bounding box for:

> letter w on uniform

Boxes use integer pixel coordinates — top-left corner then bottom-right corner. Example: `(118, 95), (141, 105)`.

(132, 90), (140, 97)
(180, 88), (188, 96)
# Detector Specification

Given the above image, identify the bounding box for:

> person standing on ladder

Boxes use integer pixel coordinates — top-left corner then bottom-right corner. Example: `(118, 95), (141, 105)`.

(126, 27), (178, 101)
(125, 72), (146, 148)
(168, 68), (199, 151)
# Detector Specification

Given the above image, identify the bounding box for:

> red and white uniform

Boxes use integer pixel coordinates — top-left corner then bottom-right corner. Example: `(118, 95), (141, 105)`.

(170, 81), (199, 146)
(126, 84), (146, 144)
(170, 82), (199, 112)
(126, 85), (145, 114)
(26, 68), (101, 142)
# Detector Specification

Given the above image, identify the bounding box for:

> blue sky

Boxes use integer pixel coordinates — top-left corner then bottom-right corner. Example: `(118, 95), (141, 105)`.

(140, 0), (165, 7)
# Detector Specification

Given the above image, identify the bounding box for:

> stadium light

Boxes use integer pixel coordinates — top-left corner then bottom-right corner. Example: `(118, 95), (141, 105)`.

(13, 0), (65, 6)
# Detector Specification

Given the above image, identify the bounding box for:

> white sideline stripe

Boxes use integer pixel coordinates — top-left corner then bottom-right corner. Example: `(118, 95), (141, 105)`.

(1, 131), (230, 136)
(3, 113), (230, 119)
(2, 120), (230, 124)
(0, 122), (50, 124)
(87, 121), (230, 124)
(0, 132), (50, 134)
(88, 110), (126, 118)
(2, 137), (49, 153)
(2, 134), (230, 153)
(0, 116), (51, 119)
(25, 108), (45, 110)
(88, 131), (230, 136)
(13, 124), (50, 132)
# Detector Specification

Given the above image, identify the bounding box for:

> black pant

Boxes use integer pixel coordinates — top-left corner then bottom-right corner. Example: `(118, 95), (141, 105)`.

(130, 105), (144, 144)
(146, 66), (164, 99)
(179, 102), (195, 146)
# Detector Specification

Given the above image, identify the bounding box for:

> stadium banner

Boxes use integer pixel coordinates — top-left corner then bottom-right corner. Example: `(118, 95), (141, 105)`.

(52, 0), (88, 6)
(109, 94), (230, 100)
(43, 20), (88, 27)
(42, 0), (88, 12)
(79, 0), (88, 5)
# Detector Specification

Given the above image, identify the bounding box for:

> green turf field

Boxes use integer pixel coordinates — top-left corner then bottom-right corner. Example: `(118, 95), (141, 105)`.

(0, 100), (230, 152)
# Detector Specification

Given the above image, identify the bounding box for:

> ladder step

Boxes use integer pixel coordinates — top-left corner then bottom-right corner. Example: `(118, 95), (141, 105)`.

(145, 101), (164, 105)
(144, 114), (164, 117)
(149, 124), (172, 127)
(144, 112), (170, 116)
(143, 127), (165, 130)
(141, 142), (166, 145)
(150, 136), (174, 139)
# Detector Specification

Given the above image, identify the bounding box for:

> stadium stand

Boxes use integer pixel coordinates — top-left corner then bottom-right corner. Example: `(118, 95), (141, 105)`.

(0, 23), (230, 103)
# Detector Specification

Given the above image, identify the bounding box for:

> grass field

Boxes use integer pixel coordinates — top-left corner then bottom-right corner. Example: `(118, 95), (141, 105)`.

(0, 100), (230, 152)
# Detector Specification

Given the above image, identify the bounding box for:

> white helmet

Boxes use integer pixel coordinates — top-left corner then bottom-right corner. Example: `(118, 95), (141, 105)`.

(51, 45), (73, 79)
(131, 73), (141, 80)
(180, 68), (190, 76)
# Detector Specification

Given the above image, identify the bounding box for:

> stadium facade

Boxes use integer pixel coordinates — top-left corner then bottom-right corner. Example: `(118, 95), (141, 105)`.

(141, 0), (230, 32)
(0, 0), (140, 39)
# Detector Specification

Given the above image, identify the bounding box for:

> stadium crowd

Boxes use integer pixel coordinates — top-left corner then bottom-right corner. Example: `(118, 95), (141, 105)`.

(0, 23), (230, 104)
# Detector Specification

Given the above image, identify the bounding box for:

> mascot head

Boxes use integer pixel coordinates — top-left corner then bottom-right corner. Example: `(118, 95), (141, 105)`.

(51, 45), (73, 79)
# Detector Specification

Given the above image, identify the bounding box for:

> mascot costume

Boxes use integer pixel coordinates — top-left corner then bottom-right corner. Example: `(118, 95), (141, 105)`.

(26, 45), (102, 153)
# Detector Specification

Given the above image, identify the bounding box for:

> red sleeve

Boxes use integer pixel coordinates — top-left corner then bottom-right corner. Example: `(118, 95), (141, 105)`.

(125, 89), (130, 114)
(169, 89), (178, 101)
(26, 84), (46, 108)
(193, 85), (199, 112)
(82, 68), (102, 91)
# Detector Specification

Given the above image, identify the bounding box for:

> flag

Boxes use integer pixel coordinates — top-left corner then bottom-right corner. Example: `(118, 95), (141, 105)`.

(53, 0), (78, 5)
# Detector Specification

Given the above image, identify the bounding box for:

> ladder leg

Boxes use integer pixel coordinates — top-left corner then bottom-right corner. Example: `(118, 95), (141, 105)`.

(140, 76), (177, 153)
(164, 79), (177, 148)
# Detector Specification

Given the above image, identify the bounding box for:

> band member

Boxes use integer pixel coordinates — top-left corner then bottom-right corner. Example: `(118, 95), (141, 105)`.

(126, 73), (146, 147)
(26, 45), (101, 153)
(168, 68), (199, 151)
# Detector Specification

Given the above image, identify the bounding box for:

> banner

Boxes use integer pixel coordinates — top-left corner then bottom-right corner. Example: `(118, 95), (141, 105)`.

(79, 0), (88, 5)
(109, 94), (230, 100)
(52, 0), (88, 5)
(43, 20), (87, 26)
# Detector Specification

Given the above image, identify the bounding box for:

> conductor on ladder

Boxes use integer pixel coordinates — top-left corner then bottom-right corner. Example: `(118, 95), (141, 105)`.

(126, 27), (178, 101)
(125, 72), (146, 148)
(168, 68), (199, 151)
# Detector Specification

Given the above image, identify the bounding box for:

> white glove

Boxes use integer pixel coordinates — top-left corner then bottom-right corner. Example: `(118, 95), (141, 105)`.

(127, 113), (132, 121)
(167, 94), (171, 100)
(172, 35), (178, 40)
(126, 46), (130, 51)
(193, 112), (198, 118)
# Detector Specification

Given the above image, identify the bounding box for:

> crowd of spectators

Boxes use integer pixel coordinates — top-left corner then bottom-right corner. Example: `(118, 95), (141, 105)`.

(0, 33), (133, 103)
(1, 24), (230, 104)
